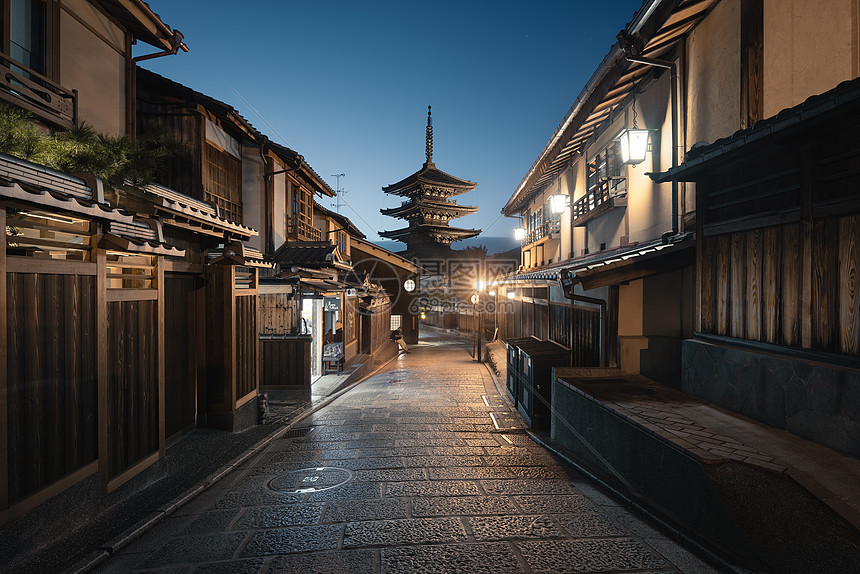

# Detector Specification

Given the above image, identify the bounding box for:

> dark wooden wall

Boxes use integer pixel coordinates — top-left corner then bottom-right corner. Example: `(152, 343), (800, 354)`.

(260, 339), (310, 388)
(164, 274), (198, 438)
(699, 215), (860, 356)
(104, 300), (159, 482)
(5, 272), (98, 504)
(235, 294), (257, 400)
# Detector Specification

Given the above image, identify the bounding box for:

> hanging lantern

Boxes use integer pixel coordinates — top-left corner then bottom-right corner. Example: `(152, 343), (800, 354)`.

(549, 194), (568, 215)
(617, 128), (650, 164)
(617, 82), (650, 165)
(514, 227), (526, 241)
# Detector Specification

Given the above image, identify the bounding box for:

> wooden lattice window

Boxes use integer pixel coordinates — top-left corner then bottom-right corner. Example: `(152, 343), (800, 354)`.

(5, 209), (92, 259)
(106, 252), (155, 289)
(287, 179), (320, 241)
(204, 142), (242, 223)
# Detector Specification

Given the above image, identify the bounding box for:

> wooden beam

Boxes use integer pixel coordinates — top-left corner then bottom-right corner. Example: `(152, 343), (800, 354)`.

(0, 209), (7, 511)
(95, 234), (109, 495)
(157, 257), (166, 457)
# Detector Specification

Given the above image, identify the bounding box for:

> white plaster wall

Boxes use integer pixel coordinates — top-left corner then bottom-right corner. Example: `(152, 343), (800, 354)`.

(272, 172), (287, 251)
(763, 0), (857, 117)
(60, 0), (126, 136)
(685, 0), (741, 146)
(242, 146), (264, 253)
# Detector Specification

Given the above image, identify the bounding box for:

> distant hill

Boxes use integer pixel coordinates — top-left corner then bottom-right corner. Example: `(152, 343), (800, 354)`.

(371, 236), (519, 256)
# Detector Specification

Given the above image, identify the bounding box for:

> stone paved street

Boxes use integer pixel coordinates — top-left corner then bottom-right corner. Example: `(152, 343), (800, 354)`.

(95, 335), (720, 573)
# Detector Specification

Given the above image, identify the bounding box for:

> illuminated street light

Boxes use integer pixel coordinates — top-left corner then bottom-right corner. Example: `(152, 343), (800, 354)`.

(549, 194), (568, 215)
(514, 227), (525, 241)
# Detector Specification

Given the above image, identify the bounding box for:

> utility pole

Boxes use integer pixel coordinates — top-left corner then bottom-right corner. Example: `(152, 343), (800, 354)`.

(331, 173), (347, 213)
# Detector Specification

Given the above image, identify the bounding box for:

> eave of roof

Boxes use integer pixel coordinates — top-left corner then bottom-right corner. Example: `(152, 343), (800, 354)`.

(382, 162), (477, 194)
(652, 75), (860, 183)
(503, 0), (720, 216)
(312, 200), (365, 238)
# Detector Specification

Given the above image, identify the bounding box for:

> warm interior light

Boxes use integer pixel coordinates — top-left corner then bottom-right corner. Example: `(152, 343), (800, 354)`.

(618, 128), (650, 164)
(488, 290), (496, 297)
(506, 291), (516, 299)
(514, 227), (526, 241)
(549, 194), (567, 215)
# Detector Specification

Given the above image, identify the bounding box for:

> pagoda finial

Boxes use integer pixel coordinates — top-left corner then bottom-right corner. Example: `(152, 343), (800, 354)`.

(425, 105), (433, 165)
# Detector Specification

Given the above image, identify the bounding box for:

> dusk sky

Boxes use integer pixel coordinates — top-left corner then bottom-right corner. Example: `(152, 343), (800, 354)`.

(137, 0), (645, 247)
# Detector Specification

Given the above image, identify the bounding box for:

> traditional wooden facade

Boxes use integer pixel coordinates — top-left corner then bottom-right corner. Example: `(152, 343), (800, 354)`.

(500, 0), (860, 455)
(0, 0), (190, 521)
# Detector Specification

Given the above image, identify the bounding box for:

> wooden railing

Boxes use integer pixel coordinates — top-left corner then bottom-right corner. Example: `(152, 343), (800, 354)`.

(571, 177), (627, 224)
(0, 52), (76, 127)
(287, 217), (322, 241)
(524, 218), (560, 245)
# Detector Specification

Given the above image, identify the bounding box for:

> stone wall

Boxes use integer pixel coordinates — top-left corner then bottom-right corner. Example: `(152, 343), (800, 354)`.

(682, 339), (860, 458)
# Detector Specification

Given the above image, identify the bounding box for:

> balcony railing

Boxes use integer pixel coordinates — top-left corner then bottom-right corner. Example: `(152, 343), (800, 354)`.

(571, 177), (627, 226)
(523, 218), (560, 246)
(287, 217), (322, 242)
(0, 52), (77, 128)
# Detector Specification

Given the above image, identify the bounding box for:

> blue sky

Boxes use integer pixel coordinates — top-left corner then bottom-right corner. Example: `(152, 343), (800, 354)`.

(138, 0), (644, 244)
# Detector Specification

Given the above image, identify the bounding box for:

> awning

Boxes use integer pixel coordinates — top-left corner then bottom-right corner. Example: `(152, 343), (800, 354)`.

(566, 237), (694, 291)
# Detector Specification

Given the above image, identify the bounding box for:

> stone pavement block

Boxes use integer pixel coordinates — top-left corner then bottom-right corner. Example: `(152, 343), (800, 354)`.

(379, 542), (523, 574)
(480, 478), (577, 495)
(234, 502), (325, 529)
(385, 480), (481, 497)
(241, 524), (342, 556)
(323, 499), (409, 522)
(211, 490), (303, 509)
(267, 549), (375, 574)
(351, 468), (428, 482)
(513, 494), (593, 514)
(191, 557), (266, 574)
(469, 515), (566, 541)
(518, 537), (669, 572)
(412, 496), (520, 517)
(182, 509), (241, 536)
(555, 512), (627, 538)
(406, 455), (485, 468)
(343, 517), (468, 547)
(305, 481), (383, 501)
(322, 456), (404, 470)
(141, 532), (247, 568)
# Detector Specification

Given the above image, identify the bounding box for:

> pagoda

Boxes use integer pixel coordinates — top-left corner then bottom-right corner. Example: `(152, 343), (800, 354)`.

(380, 106), (480, 258)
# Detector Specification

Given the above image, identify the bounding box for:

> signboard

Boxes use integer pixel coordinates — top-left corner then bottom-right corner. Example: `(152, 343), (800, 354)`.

(324, 297), (341, 312)
(323, 342), (344, 359)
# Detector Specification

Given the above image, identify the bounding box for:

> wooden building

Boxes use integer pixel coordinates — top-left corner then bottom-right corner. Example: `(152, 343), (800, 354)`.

(0, 0), (189, 522)
(498, 0), (860, 457)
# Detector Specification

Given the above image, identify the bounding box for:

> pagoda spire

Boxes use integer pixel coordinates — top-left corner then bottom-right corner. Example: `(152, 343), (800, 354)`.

(425, 105), (433, 166)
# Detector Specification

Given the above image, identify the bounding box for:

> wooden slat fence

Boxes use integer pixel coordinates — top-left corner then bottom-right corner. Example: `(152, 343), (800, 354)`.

(235, 294), (257, 401)
(104, 299), (159, 483)
(5, 272), (98, 504)
(699, 215), (860, 355)
(164, 274), (197, 438)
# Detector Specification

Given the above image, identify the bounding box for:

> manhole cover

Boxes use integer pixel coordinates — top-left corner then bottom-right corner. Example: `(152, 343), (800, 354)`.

(268, 467), (353, 493)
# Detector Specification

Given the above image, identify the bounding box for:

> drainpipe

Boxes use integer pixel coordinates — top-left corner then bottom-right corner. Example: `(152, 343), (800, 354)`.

(619, 33), (680, 243)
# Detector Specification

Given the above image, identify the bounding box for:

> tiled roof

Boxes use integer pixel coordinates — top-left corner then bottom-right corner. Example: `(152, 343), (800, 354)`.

(382, 163), (477, 194)
(654, 75), (860, 182)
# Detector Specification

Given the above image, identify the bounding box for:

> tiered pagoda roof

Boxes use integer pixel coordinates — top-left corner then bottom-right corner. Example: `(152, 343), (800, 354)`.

(380, 106), (480, 256)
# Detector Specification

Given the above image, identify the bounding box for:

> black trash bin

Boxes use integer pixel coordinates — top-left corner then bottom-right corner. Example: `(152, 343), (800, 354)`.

(517, 340), (569, 430)
(504, 337), (539, 405)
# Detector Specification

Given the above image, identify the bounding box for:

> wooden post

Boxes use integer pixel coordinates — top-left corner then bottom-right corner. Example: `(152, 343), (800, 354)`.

(800, 147), (814, 349)
(0, 208), (7, 511)
(156, 256), (165, 457)
(94, 233), (109, 494)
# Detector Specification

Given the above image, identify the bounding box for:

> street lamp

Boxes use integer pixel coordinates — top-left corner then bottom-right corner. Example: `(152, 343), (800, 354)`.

(617, 128), (650, 164)
(403, 278), (416, 292)
(514, 227), (525, 241)
(549, 194), (568, 215)
(617, 85), (650, 165)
